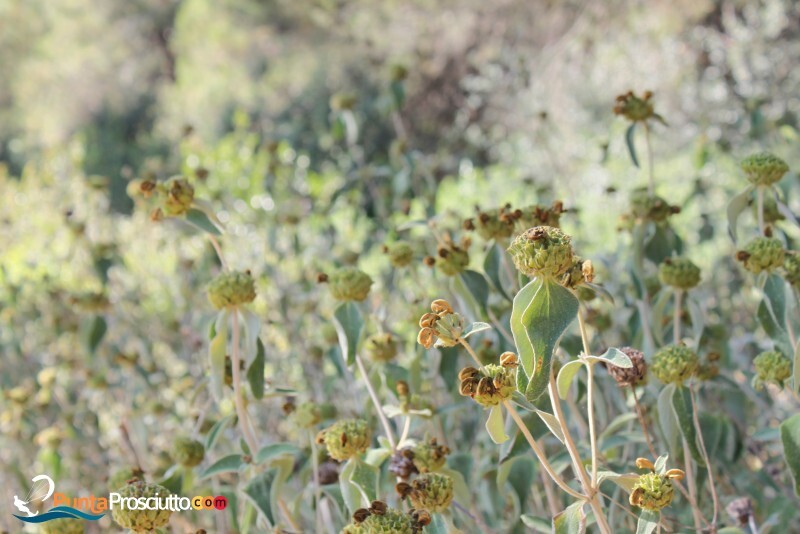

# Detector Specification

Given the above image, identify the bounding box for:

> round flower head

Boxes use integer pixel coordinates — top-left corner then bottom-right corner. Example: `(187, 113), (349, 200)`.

(658, 257), (701, 290)
(411, 438), (451, 473)
(516, 201), (565, 230)
(784, 253), (800, 287)
(508, 226), (574, 278)
(436, 243), (470, 276)
(111, 480), (172, 532)
(651, 345), (698, 385)
(383, 242), (414, 268)
(40, 517), (85, 534)
(402, 472), (454, 513)
(629, 472), (675, 511)
(161, 176), (195, 216)
(327, 268), (373, 302)
(289, 401), (323, 429)
(170, 437), (205, 468)
(459, 359), (517, 408)
(108, 467), (145, 491)
(740, 152), (789, 186)
(316, 419), (371, 461)
(467, 205), (518, 241)
(207, 270), (256, 309)
(737, 237), (785, 274)
(607, 347), (648, 387)
(614, 90), (656, 122)
(629, 189), (679, 223)
(753, 350), (791, 389)
(365, 333), (398, 362)
(341, 504), (425, 534)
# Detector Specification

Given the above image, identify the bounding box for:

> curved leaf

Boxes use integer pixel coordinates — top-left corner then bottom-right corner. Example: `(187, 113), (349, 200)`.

(780, 413), (800, 496)
(511, 278), (579, 401)
(625, 123), (639, 168)
(672, 386), (705, 466)
(247, 338), (266, 399)
(458, 269), (490, 315)
(727, 186), (753, 243)
(199, 454), (244, 479)
(636, 510), (659, 534)
(333, 301), (363, 367)
(484, 243), (512, 301)
(486, 404), (509, 444)
(583, 347), (632, 368)
(554, 500), (585, 534)
(209, 310), (229, 402)
(557, 360), (584, 399)
(255, 443), (300, 464)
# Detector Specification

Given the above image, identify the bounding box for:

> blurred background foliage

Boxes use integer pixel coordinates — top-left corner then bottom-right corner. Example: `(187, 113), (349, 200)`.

(3, 0), (800, 531)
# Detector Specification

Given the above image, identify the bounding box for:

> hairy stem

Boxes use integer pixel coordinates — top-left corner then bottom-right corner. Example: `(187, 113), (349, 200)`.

(683, 438), (704, 532)
(577, 310), (599, 487)
(309, 431), (323, 534)
(207, 234), (228, 271)
(630, 386), (658, 459)
(644, 121), (655, 196)
(690, 382), (720, 528)
(355, 353), (397, 450)
(231, 309), (259, 454)
(673, 290), (683, 345)
(757, 186), (766, 236)
(505, 402), (585, 501)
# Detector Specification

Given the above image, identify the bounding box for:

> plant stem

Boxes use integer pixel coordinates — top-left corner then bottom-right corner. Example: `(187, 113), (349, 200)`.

(207, 234), (228, 271)
(644, 121), (655, 195)
(231, 309), (259, 454)
(757, 186), (766, 236)
(504, 401), (585, 501)
(459, 338), (486, 372)
(355, 353), (397, 450)
(689, 382), (720, 528)
(309, 431), (323, 534)
(673, 290), (683, 345)
(547, 378), (612, 534)
(540, 469), (560, 516)
(630, 386), (658, 459)
(398, 416), (411, 446)
(683, 438), (704, 532)
(577, 310), (599, 487)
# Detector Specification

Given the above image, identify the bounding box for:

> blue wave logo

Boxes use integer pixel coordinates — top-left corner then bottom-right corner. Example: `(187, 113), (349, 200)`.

(14, 506), (104, 524)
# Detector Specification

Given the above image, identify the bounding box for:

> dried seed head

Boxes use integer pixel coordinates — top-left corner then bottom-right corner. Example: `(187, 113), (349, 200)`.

(665, 469), (685, 481)
(431, 299), (454, 315)
(417, 328), (435, 349)
(635, 458), (656, 471)
(500, 352), (518, 367)
(369, 500), (388, 515)
(726, 497), (754, 526)
(353, 508), (371, 524)
(608, 347), (648, 387)
(458, 367), (480, 381)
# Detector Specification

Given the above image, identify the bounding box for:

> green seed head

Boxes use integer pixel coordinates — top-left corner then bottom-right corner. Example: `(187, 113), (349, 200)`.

(784, 253), (800, 287)
(161, 176), (195, 216)
(207, 270), (256, 309)
(407, 473), (454, 513)
(516, 201), (565, 230)
(753, 350), (791, 389)
(436, 244), (470, 276)
(384, 242), (415, 268)
(328, 268), (373, 302)
(411, 438), (451, 473)
(111, 480), (172, 532)
(658, 257), (701, 290)
(738, 237), (785, 274)
(432, 312), (465, 348)
(341, 507), (418, 534)
(291, 401), (322, 429)
(365, 333), (398, 363)
(651, 345), (698, 385)
(740, 152), (789, 186)
(614, 91), (656, 122)
(40, 517), (85, 534)
(460, 363), (516, 407)
(508, 226), (574, 279)
(317, 419), (371, 461)
(629, 188), (678, 222)
(108, 467), (145, 491)
(170, 437), (205, 468)
(630, 472), (675, 511)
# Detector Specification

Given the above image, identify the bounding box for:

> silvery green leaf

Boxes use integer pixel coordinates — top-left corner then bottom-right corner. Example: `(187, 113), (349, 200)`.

(654, 454), (669, 474)
(672, 387), (705, 466)
(636, 510), (660, 534)
(185, 207), (222, 235)
(364, 447), (392, 468)
(557, 360), (584, 399)
(485, 404), (509, 444)
(199, 454), (244, 479)
(534, 409), (565, 444)
(582, 347), (632, 368)
(596, 471), (639, 493)
(780, 413), (800, 496)
(727, 186), (753, 243)
(625, 123), (639, 168)
(255, 443), (300, 464)
(553, 500), (585, 534)
(208, 310), (229, 402)
(247, 338), (265, 399)
(333, 301), (363, 367)
(462, 321), (492, 339)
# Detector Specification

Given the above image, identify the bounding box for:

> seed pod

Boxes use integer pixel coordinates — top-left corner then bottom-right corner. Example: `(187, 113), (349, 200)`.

(431, 299), (454, 315)
(507, 226), (574, 278)
(740, 152), (789, 186)
(652, 345), (698, 385)
(658, 257), (701, 290)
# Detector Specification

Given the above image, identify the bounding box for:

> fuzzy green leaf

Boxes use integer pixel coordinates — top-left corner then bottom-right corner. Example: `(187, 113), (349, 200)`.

(625, 123), (639, 168)
(462, 322), (492, 339)
(557, 360), (584, 399)
(242, 468), (278, 525)
(486, 404), (509, 444)
(636, 510), (660, 534)
(657, 384), (679, 456)
(205, 414), (235, 452)
(511, 278), (579, 401)
(85, 315), (107, 355)
(484, 243), (512, 301)
(208, 310), (229, 402)
(553, 500), (585, 534)
(186, 207), (223, 235)
(794, 340), (800, 396)
(255, 443), (300, 464)
(727, 186), (753, 243)
(339, 458), (362, 514)
(333, 301), (363, 367)
(780, 413), (800, 496)
(247, 338), (265, 399)
(672, 386), (705, 467)
(459, 269), (490, 315)
(199, 454), (244, 479)
(349, 456), (379, 504)
(582, 347), (632, 368)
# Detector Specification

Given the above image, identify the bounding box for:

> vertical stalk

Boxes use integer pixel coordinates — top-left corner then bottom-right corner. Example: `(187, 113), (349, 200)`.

(231, 309), (259, 454)
(683, 439), (703, 532)
(309, 431), (323, 534)
(355, 354), (397, 450)
(576, 311), (599, 487)
(689, 383), (720, 528)
(757, 186), (766, 236)
(644, 121), (655, 196)
(673, 290), (683, 345)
